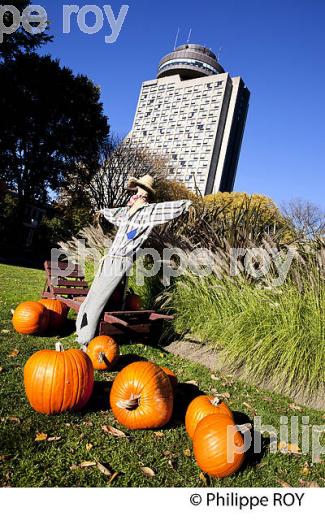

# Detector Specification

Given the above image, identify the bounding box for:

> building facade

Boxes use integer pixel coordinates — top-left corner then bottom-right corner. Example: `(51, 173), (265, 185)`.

(129, 44), (250, 195)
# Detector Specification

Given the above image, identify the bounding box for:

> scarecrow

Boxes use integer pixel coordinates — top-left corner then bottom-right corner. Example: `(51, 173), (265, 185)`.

(76, 174), (192, 346)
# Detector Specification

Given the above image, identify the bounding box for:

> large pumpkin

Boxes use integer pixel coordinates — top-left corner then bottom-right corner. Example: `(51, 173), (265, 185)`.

(12, 301), (49, 335)
(185, 395), (233, 439)
(87, 335), (119, 370)
(110, 361), (173, 429)
(24, 342), (94, 414)
(193, 414), (247, 478)
(39, 299), (68, 331)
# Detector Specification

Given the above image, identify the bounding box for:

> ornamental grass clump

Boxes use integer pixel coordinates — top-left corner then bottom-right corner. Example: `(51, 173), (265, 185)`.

(162, 239), (325, 401)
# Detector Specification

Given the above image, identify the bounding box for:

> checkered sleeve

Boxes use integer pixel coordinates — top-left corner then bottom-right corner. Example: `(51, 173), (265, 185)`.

(149, 200), (192, 226)
(100, 207), (126, 225)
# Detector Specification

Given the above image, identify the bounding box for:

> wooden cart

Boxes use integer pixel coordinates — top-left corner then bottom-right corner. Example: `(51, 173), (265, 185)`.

(41, 260), (173, 340)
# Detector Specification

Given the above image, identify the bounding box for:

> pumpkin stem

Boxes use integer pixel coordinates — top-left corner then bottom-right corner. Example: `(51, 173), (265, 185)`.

(237, 423), (252, 434)
(98, 352), (108, 365)
(116, 394), (141, 410)
(55, 342), (65, 352)
(211, 396), (221, 406)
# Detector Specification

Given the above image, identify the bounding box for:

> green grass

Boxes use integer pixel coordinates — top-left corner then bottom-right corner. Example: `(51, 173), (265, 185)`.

(0, 262), (324, 487)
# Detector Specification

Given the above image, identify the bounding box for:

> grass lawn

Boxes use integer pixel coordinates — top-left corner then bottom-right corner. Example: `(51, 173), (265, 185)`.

(0, 262), (324, 487)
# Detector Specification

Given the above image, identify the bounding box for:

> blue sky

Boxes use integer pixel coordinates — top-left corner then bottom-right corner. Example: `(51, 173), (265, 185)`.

(38, 0), (325, 208)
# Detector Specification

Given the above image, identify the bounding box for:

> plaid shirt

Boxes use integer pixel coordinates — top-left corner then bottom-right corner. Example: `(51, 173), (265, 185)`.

(100, 200), (192, 258)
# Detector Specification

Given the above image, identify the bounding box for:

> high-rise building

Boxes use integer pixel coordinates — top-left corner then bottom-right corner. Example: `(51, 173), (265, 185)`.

(128, 44), (250, 195)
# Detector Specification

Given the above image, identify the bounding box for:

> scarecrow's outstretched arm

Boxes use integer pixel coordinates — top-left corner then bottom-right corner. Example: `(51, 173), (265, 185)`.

(99, 207), (125, 225)
(149, 200), (192, 226)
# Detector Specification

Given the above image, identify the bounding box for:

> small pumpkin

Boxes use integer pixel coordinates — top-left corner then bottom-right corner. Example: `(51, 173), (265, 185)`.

(39, 299), (68, 331)
(161, 366), (178, 391)
(12, 301), (49, 335)
(125, 290), (142, 311)
(110, 361), (173, 429)
(24, 342), (94, 414)
(87, 335), (119, 370)
(193, 414), (248, 478)
(185, 395), (233, 439)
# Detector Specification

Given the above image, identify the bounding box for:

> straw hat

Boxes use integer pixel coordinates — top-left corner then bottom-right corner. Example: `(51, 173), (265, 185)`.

(127, 174), (155, 194)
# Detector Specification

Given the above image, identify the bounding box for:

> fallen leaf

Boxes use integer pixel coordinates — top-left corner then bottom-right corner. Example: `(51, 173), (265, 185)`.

(215, 392), (230, 400)
(80, 461), (96, 468)
(243, 401), (255, 411)
(141, 466), (155, 478)
(185, 380), (198, 386)
(159, 353), (165, 358)
(211, 374), (219, 381)
(70, 464), (79, 470)
(108, 472), (119, 486)
(86, 443), (93, 452)
(199, 472), (208, 486)
(8, 416), (21, 424)
(163, 450), (175, 458)
(102, 424), (127, 438)
(276, 479), (292, 487)
(168, 459), (176, 469)
(299, 479), (319, 488)
(82, 421), (94, 427)
(154, 431), (164, 438)
(1, 330), (10, 334)
(183, 448), (191, 457)
(97, 462), (112, 477)
(35, 432), (48, 442)
(301, 462), (310, 476)
(262, 396), (273, 402)
(47, 436), (62, 442)
(289, 403), (302, 412)
(8, 349), (19, 358)
(278, 442), (301, 455)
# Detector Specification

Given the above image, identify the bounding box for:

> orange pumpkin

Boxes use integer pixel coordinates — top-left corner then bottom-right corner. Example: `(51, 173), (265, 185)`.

(185, 395), (233, 439)
(24, 342), (94, 414)
(193, 414), (247, 478)
(110, 361), (173, 429)
(125, 292), (142, 311)
(12, 301), (49, 335)
(39, 299), (68, 331)
(87, 335), (119, 370)
(161, 366), (178, 391)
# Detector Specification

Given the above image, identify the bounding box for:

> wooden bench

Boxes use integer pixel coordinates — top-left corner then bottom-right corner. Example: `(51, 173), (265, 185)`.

(41, 260), (89, 311)
(41, 260), (173, 339)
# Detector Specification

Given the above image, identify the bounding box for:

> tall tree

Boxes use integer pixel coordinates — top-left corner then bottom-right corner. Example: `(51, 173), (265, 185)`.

(88, 135), (170, 210)
(0, 0), (52, 61)
(281, 198), (325, 239)
(0, 52), (109, 206)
